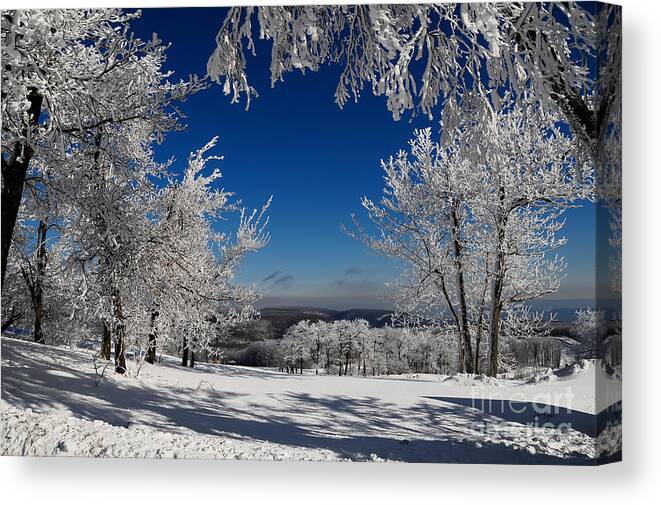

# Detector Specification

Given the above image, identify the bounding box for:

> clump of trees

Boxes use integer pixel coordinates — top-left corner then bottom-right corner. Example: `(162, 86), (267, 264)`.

(232, 307), (606, 378)
(253, 316), (569, 377)
(510, 339), (563, 375)
(242, 319), (459, 377)
(1, 10), (270, 374)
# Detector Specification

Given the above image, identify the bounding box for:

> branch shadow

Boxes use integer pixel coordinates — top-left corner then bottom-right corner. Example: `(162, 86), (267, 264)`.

(424, 396), (596, 436)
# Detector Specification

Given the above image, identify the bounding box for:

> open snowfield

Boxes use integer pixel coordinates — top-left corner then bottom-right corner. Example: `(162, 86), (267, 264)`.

(1, 337), (620, 463)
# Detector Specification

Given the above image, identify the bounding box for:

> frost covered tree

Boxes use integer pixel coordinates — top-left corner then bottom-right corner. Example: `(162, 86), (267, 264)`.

(1, 9), (204, 285)
(574, 307), (605, 360)
(400, 327), (438, 374)
(281, 321), (312, 374)
(279, 319), (330, 373)
(3, 97), (269, 372)
(208, 3), (620, 162)
(352, 98), (592, 376)
(54, 130), (163, 372)
(13, 216), (52, 344)
(470, 99), (593, 376)
(1, 9), (276, 376)
(57, 134), (269, 373)
(316, 321), (337, 373)
(329, 319), (369, 376)
(499, 304), (555, 374)
(143, 138), (270, 368)
(348, 123), (489, 373)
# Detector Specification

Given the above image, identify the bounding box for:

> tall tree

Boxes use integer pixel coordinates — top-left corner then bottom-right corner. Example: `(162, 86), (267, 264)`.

(144, 138), (271, 368)
(352, 99), (592, 376)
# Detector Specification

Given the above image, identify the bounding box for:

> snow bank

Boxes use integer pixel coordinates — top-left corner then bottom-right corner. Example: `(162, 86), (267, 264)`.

(0, 407), (345, 461)
(526, 360), (594, 384)
(443, 373), (501, 387)
(526, 368), (557, 384)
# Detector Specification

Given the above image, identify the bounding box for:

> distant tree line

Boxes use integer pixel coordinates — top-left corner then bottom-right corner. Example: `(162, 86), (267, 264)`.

(228, 310), (609, 377)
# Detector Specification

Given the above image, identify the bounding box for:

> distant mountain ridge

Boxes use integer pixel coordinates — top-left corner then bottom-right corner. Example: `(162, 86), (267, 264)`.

(258, 300), (621, 327)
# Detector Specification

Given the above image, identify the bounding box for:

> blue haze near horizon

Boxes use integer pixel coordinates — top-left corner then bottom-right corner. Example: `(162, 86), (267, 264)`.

(131, 7), (599, 311)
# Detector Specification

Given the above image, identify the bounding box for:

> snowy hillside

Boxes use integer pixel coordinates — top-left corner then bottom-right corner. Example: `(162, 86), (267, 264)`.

(1, 337), (617, 463)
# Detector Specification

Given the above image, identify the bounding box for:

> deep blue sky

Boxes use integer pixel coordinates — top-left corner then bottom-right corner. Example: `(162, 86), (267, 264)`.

(131, 7), (598, 310)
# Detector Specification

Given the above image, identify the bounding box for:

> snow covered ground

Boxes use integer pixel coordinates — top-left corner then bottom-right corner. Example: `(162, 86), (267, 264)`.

(1, 337), (620, 463)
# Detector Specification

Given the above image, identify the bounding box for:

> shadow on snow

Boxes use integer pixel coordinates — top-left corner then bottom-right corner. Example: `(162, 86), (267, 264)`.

(2, 340), (592, 464)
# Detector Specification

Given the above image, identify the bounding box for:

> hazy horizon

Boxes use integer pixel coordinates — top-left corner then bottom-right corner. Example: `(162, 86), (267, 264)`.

(256, 296), (616, 313)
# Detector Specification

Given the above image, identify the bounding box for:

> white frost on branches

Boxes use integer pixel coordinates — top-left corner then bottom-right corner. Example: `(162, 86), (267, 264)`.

(208, 3), (620, 159)
(350, 98), (593, 376)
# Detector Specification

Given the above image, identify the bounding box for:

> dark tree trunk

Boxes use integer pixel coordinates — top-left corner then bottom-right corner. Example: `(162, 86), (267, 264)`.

(488, 295), (504, 378)
(436, 275), (465, 373)
(100, 321), (112, 360)
(33, 307), (44, 344)
(32, 220), (48, 344)
(315, 340), (321, 374)
(17, 220), (48, 344)
(146, 333), (156, 364)
(1, 88), (43, 287)
(114, 330), (126, 374)
(474, 331), (482, 375)
(451, 207), (474, 374)
(456, 336), (465, 373)
(111, 289), (126, 374)
(145, 308), (159, 364)
(488, 190), (508, 378)
(181, 337), (189, 367)
(188, 337), (197, 368)
(488, 239), (506, 377)
(299, 357), (303, 374)
(474, 274), (489, 375)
